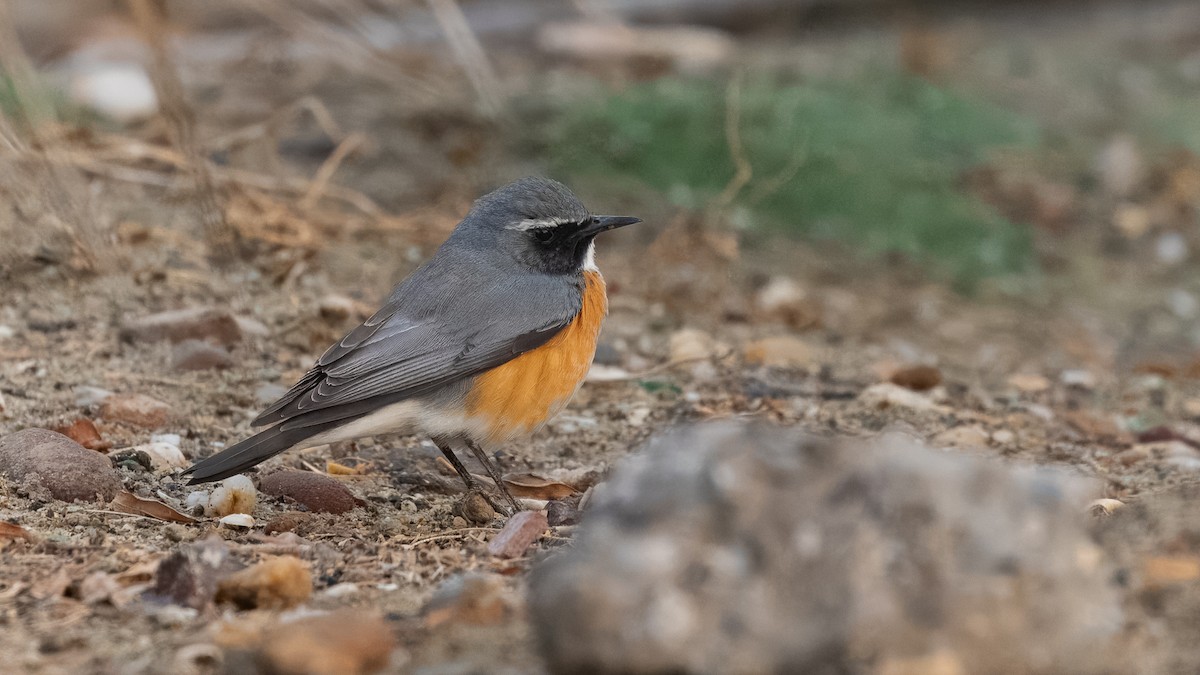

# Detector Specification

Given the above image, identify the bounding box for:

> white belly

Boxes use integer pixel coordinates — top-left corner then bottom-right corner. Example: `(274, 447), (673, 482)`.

(302, 400), (490, 447)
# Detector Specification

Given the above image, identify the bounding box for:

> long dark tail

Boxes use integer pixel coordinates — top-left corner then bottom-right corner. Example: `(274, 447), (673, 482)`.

(185, 423), (334, 484)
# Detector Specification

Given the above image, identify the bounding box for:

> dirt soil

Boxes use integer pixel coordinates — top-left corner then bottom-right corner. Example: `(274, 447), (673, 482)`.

(4, 4), (1200, 674)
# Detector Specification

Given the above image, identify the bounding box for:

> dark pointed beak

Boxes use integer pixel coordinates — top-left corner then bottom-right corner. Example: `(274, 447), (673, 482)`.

(581, 215), (642, 237)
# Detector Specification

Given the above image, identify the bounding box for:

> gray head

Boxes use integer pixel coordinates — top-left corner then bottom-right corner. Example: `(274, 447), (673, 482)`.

(448, 177), (641, 276)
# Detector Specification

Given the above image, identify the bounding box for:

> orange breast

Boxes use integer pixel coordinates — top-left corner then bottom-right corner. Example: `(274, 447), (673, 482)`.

(466, 271), (607, 444)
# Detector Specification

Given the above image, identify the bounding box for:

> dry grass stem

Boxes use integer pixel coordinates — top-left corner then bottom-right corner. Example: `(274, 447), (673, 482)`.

(712, 72), (752, 211)
(242, 0), (442, 101)
(127, 0), (238, 263)
(301, 132), (366, 210)
(426, 0), (502, 115)
(204, 95), (345, 154)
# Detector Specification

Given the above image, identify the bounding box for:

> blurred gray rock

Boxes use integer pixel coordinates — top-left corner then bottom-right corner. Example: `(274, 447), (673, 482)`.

(1094, 483), (1200, 675)
(120, 308), (244, 346)
(0, 428), (121, 502)
(530, 423), (1122, 675)
(152, 536), (241, 610)
(1096, 134), (1145, 199)
(171, 339), (234, 371)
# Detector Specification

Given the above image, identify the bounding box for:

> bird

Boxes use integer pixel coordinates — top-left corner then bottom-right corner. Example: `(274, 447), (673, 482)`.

(185, 177), (642, 513)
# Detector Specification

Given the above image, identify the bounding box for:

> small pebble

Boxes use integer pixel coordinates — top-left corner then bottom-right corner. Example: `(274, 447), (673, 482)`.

(100, 393), (172, 428)
(219, 513), (255, 529)
(422, 573), (510, 628)
(131, 441), (188, 471)
(264, 512), (314, 535)
(669, 328), (722, 362)
(215, 556), (311, 610)
(318, 294), (357, 322)
(932, 426), (989, 450)
(207, 475), (257, 517)
(454, 491), (496, 525)
(74, 385), (115, 407)
(488, 510), (548, 559)
(889, 365), (943, 392)
(1007, 373), (1051, 394)
(171, 340), (234, 372)
(858, 383), (940, 413)
(1060, 369), (1096, 389)
(259, 470), (362, 514)
(255, 610), (396, 675)
(153, 537), (239, 610)
(120, 308), (243, 346)
(742, 336), (812, 368)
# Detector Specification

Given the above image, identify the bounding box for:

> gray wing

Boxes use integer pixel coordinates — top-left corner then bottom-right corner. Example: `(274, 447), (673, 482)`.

(253, 271), (582, 431)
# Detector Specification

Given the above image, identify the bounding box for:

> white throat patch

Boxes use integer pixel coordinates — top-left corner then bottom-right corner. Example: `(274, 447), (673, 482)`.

(583, 241), (598, 271)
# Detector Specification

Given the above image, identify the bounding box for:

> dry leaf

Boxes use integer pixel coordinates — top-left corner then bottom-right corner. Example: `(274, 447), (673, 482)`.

(54, 418), (111, 451)
(502, 473), (579, 500)
(116, 560), (161, 584)
(488, 510), (548, 559)
(0, 521), (33, 541)
(111, 491), (197, 524)
(326, 460), (363, 475)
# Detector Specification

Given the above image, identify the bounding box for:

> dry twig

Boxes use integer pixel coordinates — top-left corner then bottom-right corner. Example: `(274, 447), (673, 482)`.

(128, 0), (239, 262)
(301, 132), (367, 210)
(241, 0), (442, 101)
(204, 95), (345, 154)
(426, 0), (502, 115)
(712, 72), (752, 211)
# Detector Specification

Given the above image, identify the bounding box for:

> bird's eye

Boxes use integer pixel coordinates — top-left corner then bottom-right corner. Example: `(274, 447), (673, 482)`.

(533, 229), (556, 243)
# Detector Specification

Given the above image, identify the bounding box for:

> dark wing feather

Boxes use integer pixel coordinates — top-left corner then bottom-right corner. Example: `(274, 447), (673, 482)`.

(252, 272), (583, 430)
(186, 273), (581, 485)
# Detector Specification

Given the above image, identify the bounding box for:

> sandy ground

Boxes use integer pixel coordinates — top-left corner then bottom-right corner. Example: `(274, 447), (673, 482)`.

(3, 3), (1200, 673)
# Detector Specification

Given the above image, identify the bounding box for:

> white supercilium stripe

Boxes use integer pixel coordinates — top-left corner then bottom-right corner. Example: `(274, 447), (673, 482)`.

(507, 216), (572, 231)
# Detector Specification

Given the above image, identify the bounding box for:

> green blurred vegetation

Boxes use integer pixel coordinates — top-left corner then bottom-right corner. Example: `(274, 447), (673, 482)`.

(546, 72), (1041, 288)
(0, 71), (93, 130)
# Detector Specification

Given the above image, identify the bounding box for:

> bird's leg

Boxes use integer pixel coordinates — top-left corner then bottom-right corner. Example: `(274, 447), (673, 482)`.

(466, 439), (523, 514)
(431, 437), (509, 516)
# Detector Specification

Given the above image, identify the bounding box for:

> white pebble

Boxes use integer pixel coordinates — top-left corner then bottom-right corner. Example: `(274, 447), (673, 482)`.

(1167, 289), (1199, 320)
(207, 475), (257, 517)
(150, 433), (182, 447)
(1156, 232), (1189, 266)
(134, 441), (188, 471)
(322, 583), (360, 598)
(70, 65), (158, 123)
(74, 385), (114, 407)
(218, 513), (255, 529)
(185, 491), (210, 513)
